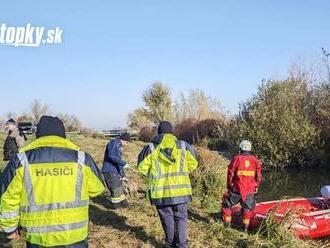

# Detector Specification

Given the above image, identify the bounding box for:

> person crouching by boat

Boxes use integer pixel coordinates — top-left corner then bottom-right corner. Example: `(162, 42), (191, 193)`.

(102, 133), (131, 209)
(221, 140), (262, 232)
(321, 185), (330, 208)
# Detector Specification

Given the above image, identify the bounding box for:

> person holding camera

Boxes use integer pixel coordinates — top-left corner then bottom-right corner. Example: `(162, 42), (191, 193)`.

(3, 119), (27, 161)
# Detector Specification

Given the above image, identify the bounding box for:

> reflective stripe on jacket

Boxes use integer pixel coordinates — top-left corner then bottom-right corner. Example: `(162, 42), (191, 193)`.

(0, 135), (104, 247)
(137, 134), (198, 205)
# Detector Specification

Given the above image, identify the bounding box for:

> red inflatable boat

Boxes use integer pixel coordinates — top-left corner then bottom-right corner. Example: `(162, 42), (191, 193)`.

(231, 197), (330, 239)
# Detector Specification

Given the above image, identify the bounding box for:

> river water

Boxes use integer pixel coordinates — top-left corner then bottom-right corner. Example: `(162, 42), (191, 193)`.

(257, 168), (330, 202)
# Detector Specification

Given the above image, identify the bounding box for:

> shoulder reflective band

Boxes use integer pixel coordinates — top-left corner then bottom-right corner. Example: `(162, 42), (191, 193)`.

(22, 220), (88, 233)
(148, 142), (188, 180)
(17, 152), (36, 206)
(237, 170), (256, 176)
(76, 150), (85, 201)
(180, 141), (186, 172)
(0, 210), (20, 219)
(149, 143), (155, 151)
(149, 143), (161, 178)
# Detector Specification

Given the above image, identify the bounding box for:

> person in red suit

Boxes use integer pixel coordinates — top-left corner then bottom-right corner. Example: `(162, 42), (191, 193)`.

(221, 140), (262, 232)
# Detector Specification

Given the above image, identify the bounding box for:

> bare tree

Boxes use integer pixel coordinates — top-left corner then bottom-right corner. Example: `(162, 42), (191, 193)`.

(0, 116), (5, 129)
(127, 108), (153, 131)
(322, 48), (330, 84)
(174, 89), (224, 124)
(16, 113), (34, 122)
(288, 56), (321, 84)
(4, 112), (17, 120)
(30, 99), (50, 123)
(57, 114), (82, 132)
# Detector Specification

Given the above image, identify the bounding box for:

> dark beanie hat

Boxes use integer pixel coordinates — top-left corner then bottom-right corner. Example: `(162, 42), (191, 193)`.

(158, 121), (173, 134)
(36, 115), (66, 138)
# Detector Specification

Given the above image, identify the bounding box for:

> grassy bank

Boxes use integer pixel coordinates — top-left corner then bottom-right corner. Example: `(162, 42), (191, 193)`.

(0, 133), (321, 247)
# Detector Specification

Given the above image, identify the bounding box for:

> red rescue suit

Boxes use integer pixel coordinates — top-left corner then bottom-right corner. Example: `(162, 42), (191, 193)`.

(222, 153), (262, 226)
(227, 154), (262, 200)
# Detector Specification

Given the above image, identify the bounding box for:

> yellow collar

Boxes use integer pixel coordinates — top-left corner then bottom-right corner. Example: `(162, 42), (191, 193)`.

(20, 135), (80, 152)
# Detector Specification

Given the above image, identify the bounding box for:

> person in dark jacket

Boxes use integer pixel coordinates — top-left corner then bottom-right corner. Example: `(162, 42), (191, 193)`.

(3, 119), (27, 161)
(102, 133), (131, 209)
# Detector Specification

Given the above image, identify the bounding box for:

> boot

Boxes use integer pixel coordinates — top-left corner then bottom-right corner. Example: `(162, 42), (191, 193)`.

(110, 199), (129, 209)
(162, 242), (172, 248)
(223, 221), (231, 228)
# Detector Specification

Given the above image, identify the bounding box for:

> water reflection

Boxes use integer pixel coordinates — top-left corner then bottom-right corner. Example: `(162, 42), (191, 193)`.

(257, 168), (330, 202)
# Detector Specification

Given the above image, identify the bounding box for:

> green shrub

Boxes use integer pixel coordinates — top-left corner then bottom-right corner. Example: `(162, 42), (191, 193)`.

(237, 78), (322, 168)
(310, 83), (330, 164)
(207, 138), (229, 151)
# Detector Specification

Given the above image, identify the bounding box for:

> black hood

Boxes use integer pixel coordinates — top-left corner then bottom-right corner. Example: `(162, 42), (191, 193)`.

(36, 115), (66, 138)
(151, 134), (164, 145)
(158, 121), (173, 134)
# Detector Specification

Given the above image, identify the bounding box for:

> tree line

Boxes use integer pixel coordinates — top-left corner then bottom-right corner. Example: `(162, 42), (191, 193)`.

(128, 50), (330, 169)
(1, 50), (329, 169)
(0, 99), (82, 132)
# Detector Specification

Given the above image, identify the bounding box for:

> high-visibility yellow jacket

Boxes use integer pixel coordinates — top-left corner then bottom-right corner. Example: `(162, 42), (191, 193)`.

(137, 134), (198, 205)
(0, 135), (104, 247)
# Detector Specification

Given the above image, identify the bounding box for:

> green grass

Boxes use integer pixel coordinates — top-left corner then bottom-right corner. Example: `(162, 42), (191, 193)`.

(0, 133), (322, 247)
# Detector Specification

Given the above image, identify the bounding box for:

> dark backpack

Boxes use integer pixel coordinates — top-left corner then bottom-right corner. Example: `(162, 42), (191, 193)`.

(3, 135), (18, 161)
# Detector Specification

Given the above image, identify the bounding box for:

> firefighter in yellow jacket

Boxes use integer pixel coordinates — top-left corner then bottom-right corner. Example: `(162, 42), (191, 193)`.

(0, 116), (104, 247)
(138, 121), (198, 248)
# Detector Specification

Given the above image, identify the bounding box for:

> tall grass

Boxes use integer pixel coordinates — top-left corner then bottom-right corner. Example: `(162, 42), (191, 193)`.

(191, 147), (228, 207)
(252, 207), (314, 248)
(0, 133), (323, 247)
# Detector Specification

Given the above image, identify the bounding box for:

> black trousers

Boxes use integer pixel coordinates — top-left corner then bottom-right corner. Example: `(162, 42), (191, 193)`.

(156, 203), (188, 248)
(103, 172), (128, 208)
(223, 191), (256, 211)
